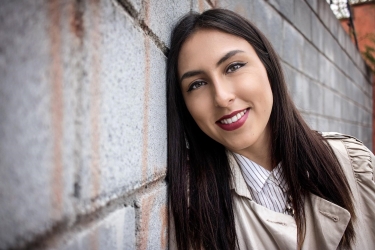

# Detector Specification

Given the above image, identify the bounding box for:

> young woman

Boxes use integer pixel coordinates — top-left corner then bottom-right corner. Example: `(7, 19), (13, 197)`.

(166, 9), (375, 250)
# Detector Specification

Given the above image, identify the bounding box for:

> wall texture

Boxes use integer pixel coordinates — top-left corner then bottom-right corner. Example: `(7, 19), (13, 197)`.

(0, 0), (372, 249)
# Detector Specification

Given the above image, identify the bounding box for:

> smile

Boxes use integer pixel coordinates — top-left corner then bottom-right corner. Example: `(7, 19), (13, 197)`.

(219, 109), (247, 124)
(216, 108), (250, 131)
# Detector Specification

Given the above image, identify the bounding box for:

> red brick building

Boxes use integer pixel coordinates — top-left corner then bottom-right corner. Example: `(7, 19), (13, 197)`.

(339, 1), (375, 150)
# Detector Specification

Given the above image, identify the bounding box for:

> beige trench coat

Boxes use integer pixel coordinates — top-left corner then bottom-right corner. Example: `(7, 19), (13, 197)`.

(169, 133), (375, 249)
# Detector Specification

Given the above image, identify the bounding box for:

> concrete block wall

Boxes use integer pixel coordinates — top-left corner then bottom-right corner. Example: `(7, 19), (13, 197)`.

(0, 0), (372, 249)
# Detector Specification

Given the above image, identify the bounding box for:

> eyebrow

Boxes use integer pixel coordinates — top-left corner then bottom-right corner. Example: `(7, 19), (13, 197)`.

(216, 49), (244, 67)
(179, 49), (245, 83)
(180, 70), (204, 83)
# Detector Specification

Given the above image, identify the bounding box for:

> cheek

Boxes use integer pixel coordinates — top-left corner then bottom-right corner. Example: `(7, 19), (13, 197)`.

(184, 98), (215, 133)
(184, 97), (206, 123)
(262, 94), (273, 123)
(264, 86), (274, 108)
(258, 90), (273, 116)
(184, 91), (212, 116)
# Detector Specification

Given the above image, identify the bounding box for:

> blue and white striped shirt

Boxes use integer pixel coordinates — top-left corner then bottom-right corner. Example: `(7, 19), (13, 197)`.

(233, 153), (289, 214)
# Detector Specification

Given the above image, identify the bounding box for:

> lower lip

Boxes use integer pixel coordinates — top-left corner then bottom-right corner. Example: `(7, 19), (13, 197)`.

(216, 109), (250, 131)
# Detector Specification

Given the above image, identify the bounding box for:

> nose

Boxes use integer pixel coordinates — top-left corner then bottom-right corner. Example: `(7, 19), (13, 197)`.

(213, 79), (235, 107)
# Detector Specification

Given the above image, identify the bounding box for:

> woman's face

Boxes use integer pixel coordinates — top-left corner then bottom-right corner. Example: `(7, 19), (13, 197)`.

(178, 29), (273, 156)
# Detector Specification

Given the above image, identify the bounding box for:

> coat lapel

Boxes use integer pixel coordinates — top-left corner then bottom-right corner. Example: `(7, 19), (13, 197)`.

(303, 193), (351, 249)
(228, 150), (351, 249)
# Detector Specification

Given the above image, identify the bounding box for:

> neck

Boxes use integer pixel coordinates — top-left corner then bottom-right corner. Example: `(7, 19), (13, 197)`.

(234, 126), (273, 171)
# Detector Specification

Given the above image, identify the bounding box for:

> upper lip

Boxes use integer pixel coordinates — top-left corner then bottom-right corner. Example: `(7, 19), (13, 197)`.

(216, 108), (248, 122)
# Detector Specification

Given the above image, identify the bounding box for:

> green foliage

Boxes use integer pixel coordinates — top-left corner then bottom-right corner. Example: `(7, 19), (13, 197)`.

(361, 33), (375, 73)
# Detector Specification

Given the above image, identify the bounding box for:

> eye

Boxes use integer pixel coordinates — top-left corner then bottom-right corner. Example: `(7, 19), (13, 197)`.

(226, 62), (247, 73)
(187, 80), (206, 92)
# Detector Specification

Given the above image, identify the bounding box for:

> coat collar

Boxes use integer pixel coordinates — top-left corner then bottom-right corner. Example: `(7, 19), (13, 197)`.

(227, 151), (253, 200)
(227, 151), (351, 249)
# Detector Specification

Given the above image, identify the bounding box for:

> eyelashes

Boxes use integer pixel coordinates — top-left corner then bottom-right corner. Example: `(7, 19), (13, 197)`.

(187, 62), (248, 92)
(226, 62), (247, 73)
(187, 80), (206, 92)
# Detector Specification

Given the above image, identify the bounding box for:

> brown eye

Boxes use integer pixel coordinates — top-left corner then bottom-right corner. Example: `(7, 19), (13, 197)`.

(187, 80), (206, 92)
(226, 62), (247, 73)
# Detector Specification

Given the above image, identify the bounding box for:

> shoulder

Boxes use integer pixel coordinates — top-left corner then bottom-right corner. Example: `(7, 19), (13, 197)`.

(321, 131), (366, 153)
(319, 134), (375, 248)
(320, 132), (374, 181)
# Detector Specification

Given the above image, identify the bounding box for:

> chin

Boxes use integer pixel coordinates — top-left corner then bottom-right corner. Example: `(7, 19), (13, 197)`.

(223, 141), (253, 153)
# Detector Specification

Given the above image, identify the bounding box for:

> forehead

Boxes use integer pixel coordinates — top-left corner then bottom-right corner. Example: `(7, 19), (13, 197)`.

(178, 29), (253, 72)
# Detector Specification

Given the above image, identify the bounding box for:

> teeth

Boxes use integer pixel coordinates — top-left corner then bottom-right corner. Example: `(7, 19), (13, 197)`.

(220, 109), (247, 125)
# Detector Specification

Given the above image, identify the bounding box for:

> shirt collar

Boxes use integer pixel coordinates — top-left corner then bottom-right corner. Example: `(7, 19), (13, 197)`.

(232, 153), (286, 193)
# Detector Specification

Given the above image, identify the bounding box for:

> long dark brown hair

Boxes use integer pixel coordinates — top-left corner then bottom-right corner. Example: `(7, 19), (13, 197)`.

(167, 9), (356, 250)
